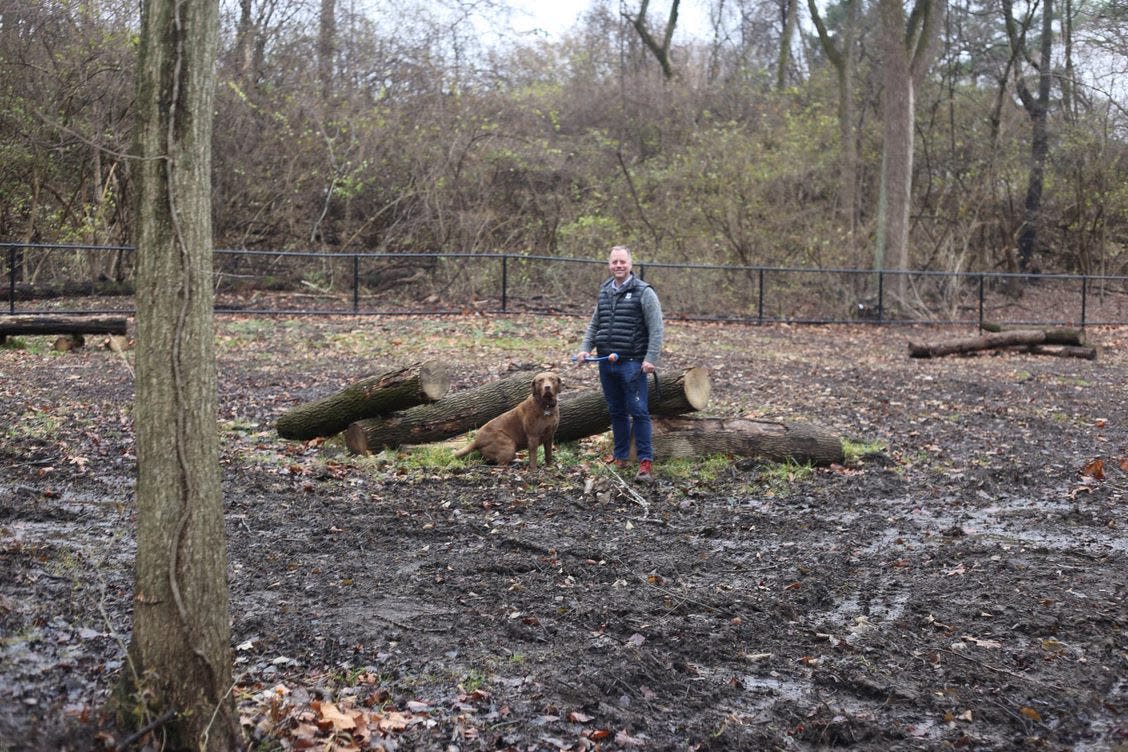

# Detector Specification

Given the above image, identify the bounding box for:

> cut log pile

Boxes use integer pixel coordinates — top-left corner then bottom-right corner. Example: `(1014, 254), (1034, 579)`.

(276, 360), (450, 441)
(277, 362), (844, 467)
(908, 326), (1095, 360)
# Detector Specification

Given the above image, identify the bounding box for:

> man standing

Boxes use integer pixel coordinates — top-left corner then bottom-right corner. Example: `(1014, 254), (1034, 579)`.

(576, 245), (664, 482)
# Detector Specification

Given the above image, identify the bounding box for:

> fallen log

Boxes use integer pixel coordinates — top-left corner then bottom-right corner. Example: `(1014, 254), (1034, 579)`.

(908, 328), (1086, 358)
(0, 314), (129, 347)
(553, 367), (712, 444)
(277, 360), (451, 441)
(346, 370), (539, 454)
(1017, 344), (1097, 360)
(345, 367), (712, 454)
(980, 322), (1084, 345)
(650, 416), (844, 466)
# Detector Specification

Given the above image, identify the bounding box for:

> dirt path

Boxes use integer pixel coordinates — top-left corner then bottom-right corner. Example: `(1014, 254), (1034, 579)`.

(2, 315), (1125, 750)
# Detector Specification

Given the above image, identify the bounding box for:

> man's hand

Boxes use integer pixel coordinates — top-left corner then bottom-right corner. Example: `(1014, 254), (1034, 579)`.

(641, 360), (656, 374)
(574, 351), (591, 365)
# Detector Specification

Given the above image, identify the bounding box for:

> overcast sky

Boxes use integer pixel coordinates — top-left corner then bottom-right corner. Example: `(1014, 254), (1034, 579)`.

(504, 0), (711, 40)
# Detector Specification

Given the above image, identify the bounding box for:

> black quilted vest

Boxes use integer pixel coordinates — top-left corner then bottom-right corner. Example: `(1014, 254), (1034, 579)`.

(593, 275), (652, 359)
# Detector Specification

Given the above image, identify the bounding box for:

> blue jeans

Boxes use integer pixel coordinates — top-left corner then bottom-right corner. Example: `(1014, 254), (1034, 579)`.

(599, 359), (652, 462)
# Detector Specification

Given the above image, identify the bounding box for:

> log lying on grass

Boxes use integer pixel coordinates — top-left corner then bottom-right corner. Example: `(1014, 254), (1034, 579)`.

(277, 360), (450, 441)
(0, 314), (129, 347)
(553, 367), (712, 444)
(346, 370), (538, 454)
(650, 416), (844, 466)
(908, 327), (1089, 359)
(345, 367), (713, 454)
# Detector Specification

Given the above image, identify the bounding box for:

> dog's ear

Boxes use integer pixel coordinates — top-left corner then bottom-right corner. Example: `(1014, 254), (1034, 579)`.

(553, 373), (562, 391)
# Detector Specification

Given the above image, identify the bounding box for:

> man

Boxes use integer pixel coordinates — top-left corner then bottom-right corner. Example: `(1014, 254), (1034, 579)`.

(576, 245), (664, 482)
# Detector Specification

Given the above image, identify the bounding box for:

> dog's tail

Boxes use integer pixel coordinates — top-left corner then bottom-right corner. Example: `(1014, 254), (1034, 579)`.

(452, 440), (476, 458)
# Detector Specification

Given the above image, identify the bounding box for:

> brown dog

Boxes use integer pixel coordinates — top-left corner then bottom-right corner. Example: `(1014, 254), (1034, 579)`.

(453, 371), (562, 470)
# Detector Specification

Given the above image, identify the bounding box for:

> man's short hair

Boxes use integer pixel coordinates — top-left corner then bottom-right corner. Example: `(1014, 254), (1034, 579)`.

(610, 245), (632, 258)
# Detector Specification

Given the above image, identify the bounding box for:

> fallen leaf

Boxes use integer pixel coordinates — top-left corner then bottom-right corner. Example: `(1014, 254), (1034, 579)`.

(1079, 458), (1104, 480)
(963, 635), (1002, 649)
(567, 711), (593, 723)
(1019, 706), (1042, 721)
(315, 701), (356, 732)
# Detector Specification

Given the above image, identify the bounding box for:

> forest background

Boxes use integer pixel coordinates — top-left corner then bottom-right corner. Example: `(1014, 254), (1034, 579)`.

(2, 0), (1127, 285)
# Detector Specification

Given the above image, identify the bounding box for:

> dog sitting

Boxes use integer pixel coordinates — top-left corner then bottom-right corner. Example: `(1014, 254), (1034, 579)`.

(453, 371), (562, 470)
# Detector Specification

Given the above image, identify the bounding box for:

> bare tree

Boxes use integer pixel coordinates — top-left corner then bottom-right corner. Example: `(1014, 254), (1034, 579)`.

(776, 0), (800, 89)
(624, 0), (682, 79)
(118, 0), (239, 747)
(1003, 0), (1054, 271)
(874, 0), (941, 280)
(807, 0), (861, 231)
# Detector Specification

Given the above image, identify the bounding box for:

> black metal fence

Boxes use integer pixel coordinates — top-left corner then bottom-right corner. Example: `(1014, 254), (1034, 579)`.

(5, 242), (1128, 327)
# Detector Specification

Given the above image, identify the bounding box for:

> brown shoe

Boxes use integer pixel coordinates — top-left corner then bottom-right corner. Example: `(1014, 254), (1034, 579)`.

(634, 459), (654, 483)
(603, 454), (628, 469)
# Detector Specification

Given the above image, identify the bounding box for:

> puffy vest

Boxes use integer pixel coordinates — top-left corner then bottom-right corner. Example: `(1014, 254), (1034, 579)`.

(593, 275), (652, 359)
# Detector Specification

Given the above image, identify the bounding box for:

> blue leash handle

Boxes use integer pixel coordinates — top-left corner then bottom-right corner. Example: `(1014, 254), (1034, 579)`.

(572, 353), (619, 363)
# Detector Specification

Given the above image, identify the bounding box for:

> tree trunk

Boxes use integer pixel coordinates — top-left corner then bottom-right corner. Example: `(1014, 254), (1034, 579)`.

(276, 360), (450, 441)
(553, 367), (712, 444)
(346, 370), (539, 454)
(318, 0), (336, 102)
(776, 0), (799, 90)
(908, 328), (1085, 358)
(120, 0), (239, 748)
(808, 0), (859, 233)
(651, 416), (844, 466)
(1017, 0), (1053, 271)
(875, 0), (939, 285)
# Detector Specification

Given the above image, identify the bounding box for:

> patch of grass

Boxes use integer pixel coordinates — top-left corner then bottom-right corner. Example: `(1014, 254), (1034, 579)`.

(460, 669), (487, 693)
(7, 409), (62, 441)
(842, 438), (888, 465)
(755, 458), (815, 496)
(661, 454), (732, 482)
(1, 336), (29, 350)
(399, 444), (464, 471)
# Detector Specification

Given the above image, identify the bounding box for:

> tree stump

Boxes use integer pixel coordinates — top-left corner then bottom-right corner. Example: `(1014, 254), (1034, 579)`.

(651, 416), (844, 466)
(346, 370), (539, 454)
(553, 367), (712, 444)
(277, 360), (451, 441)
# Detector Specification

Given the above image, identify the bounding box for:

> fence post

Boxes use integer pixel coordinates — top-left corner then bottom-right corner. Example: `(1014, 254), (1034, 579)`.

(501, 256), (508, 313)
(1080, 276), (1087, 330)
(978, 274), (985, 331)
(7, 245), (14, 314)
(877, 271), (885, 323)
(352, 253), (360, 313)
(757, 268), (764, 325)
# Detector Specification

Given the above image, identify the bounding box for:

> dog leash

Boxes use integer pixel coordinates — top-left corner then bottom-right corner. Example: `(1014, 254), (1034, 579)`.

(572, 352), (620, 363)
(573, 352), (661, 400)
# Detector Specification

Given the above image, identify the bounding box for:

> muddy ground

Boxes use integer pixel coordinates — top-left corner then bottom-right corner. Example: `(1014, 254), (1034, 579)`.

(1, 313), (1126, 751)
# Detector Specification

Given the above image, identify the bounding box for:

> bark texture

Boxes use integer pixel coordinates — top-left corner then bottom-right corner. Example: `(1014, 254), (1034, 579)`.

(651, 416), (844, 466)
(0, 314), (128, 337)
(276, 360), (450, 440)
(346, 370), (538, 454)
(123, 0), (239, 747)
